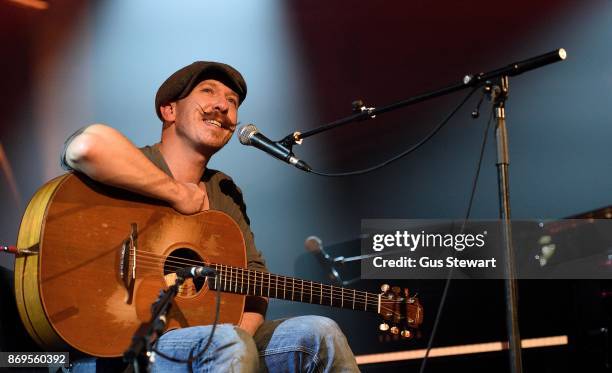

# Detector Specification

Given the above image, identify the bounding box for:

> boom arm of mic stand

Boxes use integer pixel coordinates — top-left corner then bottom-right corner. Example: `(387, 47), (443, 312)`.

(278, 48), (567, 148)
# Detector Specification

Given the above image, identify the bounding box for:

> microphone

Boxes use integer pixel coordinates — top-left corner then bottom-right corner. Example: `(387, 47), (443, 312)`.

(305, 236), (331, 262)
(176, 266), (216, 279)
(238, 124), (312, 172)
(304, 236), (342, 284)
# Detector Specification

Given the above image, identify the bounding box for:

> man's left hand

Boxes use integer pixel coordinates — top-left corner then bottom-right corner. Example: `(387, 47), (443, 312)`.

(239, 312), (265, 336)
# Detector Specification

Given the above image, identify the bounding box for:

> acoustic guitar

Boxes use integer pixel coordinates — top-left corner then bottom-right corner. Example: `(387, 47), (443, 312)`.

(13, 173), (423, 357)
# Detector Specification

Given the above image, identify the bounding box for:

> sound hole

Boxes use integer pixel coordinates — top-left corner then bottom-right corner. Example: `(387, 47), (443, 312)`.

(163, 248), (206, 293)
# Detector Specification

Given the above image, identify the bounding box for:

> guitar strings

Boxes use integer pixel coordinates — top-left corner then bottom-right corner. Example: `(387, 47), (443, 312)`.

(128, 251), (394, 305)
(128, 251), (406, 309)
(129, 250), (407, 306)
(130, 250), (385, 304)
(122, 256), (403, 316)
(132, 256), (384, 307)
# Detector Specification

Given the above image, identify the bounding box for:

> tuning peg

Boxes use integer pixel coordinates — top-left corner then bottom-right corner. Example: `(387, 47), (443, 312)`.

(400, 329), (413, 339)
(380, 284), (390, 293)
(390, 326), (399, 335)
(379, 322), (390, 331)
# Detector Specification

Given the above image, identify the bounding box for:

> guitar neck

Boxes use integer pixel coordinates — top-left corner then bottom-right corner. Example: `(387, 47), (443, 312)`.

(208, 264), (380, 313)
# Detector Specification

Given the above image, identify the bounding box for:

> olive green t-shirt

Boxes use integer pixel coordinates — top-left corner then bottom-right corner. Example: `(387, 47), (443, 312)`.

(139, 143), (268, 273)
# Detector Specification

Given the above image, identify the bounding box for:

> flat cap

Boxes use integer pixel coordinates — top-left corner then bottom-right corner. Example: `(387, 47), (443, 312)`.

(155, 61), (247, 120)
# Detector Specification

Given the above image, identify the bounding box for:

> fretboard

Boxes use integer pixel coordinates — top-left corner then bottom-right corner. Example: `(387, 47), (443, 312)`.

(208, 263), (379, 313)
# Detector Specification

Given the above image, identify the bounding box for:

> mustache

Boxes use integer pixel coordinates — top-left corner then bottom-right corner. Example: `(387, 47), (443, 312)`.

(196, 104), (236, 130)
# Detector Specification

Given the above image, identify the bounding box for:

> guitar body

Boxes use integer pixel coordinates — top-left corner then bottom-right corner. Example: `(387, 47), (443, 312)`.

(14, 173), (246, 357)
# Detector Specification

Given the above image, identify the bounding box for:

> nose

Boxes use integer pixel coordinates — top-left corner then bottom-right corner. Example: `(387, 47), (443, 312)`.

(212, 94), (229, 113)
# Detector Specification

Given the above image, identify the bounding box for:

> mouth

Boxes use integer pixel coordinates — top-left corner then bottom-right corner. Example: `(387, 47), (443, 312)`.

(203, 119), (223, 128)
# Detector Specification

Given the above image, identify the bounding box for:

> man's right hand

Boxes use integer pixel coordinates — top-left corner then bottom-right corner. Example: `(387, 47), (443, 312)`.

(170, 181), (210, 215)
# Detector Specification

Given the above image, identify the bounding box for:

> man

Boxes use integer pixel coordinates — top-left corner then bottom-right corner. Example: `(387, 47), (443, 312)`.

(62, 61), (359, 372)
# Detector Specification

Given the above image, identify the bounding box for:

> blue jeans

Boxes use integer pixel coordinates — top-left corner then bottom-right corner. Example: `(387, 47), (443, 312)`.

(69, 316), (359, 372)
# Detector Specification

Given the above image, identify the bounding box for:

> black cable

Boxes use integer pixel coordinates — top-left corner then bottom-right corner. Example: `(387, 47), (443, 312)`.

(418, 107), (495, 373)
(309, 88), (479, 177)
(150, 276), (222, 368)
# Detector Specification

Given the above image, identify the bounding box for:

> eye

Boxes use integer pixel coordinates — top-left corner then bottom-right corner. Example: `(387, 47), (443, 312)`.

(227, 97), (238, 107)
(201, 87), (214, 94)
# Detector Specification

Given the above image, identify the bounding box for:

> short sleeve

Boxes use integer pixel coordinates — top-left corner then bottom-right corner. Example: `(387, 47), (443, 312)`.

(59, 126), (89, 171)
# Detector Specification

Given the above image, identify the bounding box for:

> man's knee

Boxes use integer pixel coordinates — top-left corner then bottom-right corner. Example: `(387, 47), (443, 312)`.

(256, 316), (359, 372)
(196, 325), (258, 364)
(274, 315), (350, 352)
(156, 324), (259, 371)
(291, 315), (345, 341)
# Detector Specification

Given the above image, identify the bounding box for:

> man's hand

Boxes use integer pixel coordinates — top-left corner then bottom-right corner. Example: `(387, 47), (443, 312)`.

(238, 312), (265, 336)
(170, 181), (210, 215)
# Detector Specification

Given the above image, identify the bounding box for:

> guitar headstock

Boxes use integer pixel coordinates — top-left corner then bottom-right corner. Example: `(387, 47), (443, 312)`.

(378, 284), (424, 338)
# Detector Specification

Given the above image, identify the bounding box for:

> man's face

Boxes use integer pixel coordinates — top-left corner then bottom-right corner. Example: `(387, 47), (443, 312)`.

(171, 79), (239, 154)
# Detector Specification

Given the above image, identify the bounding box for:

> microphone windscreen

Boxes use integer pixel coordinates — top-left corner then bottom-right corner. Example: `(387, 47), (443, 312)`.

(238, 124), (258, 145)
(304, 236), (323, 254)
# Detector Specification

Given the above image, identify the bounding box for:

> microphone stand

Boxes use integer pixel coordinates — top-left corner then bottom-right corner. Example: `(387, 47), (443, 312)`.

(491, 75), (522, 372)
(123, 274), (185, 372)
(282, 49), (567, 373)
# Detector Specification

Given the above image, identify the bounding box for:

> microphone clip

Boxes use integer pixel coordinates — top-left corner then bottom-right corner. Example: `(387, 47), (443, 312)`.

(175, 266), (216, 280)
(278, 131), (303, 150)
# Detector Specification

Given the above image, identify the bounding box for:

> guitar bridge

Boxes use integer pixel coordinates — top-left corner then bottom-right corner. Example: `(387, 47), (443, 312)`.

(119, 223), (137, 303)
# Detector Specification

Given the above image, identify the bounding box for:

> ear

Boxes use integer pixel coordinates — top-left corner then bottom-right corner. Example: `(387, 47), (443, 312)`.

(160, 102), (176, 122)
